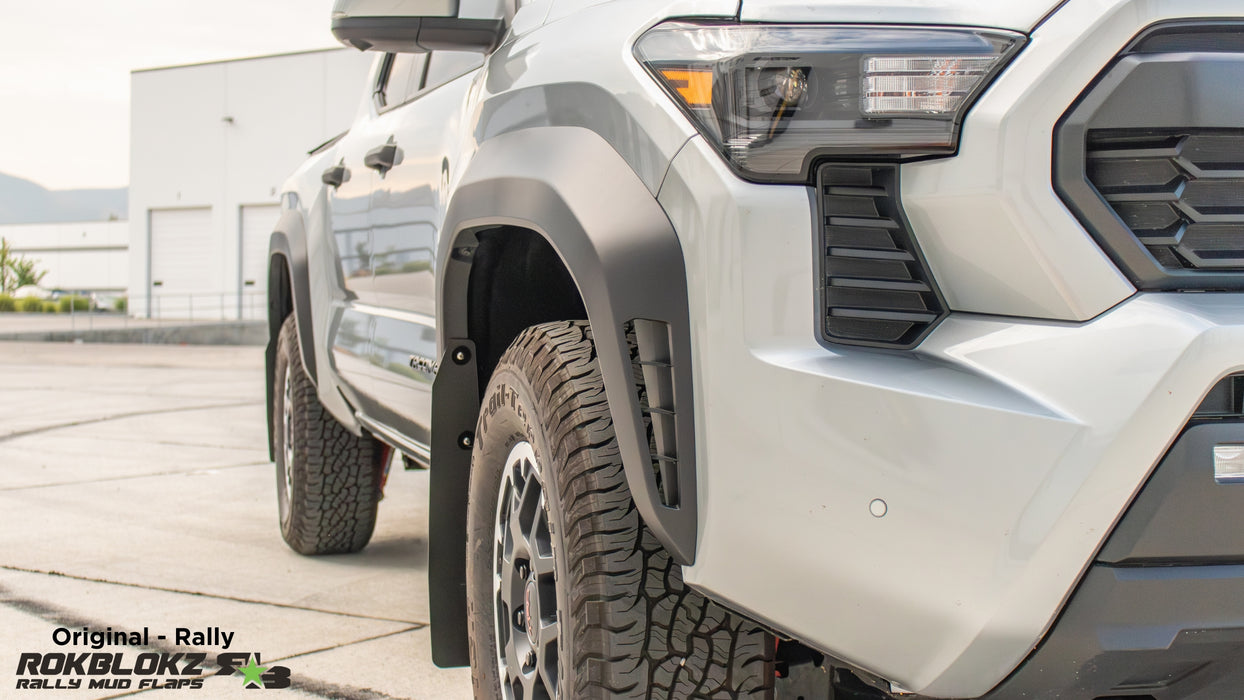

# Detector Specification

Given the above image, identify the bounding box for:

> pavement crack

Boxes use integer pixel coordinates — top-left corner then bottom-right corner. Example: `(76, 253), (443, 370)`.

(103, 628), (425, 699)
(260, 626), (423, 663)
(76, 436), (265, 450)
(0, 400), (264, 444)
(0, 581), (423, 700)
(0, 566), (428, 627)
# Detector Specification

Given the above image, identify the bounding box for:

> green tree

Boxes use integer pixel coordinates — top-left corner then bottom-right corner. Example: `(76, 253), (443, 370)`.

(0, 237), (48, 293)
(10, 257), (47, 289)
(0, 238), (12, 293)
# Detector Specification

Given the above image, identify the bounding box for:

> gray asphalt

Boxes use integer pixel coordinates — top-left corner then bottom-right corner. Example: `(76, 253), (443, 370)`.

(0, 341), (472, 699)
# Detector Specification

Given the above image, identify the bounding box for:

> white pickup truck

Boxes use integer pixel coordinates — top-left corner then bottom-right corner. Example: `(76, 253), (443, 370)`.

(266, 0), (1244, 697)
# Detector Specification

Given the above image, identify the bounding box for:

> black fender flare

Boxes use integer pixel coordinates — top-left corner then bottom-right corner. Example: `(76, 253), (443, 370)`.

(265, 210), (317, 460)
(428, 126), (697, 666)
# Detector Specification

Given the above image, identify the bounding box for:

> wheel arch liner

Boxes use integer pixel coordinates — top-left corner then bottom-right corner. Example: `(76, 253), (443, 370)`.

(428, 126), (697, 664)
(265, 212), (317, 461)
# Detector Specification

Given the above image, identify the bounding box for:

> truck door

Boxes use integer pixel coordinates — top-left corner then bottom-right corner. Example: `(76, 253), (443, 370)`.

(323, 58), (386, 403)
(360, 50), (484, 448)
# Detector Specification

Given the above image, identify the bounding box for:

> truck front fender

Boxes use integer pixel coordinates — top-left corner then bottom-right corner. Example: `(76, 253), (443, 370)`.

(265, 211), (317, 460)
(428, 126), (697, 666)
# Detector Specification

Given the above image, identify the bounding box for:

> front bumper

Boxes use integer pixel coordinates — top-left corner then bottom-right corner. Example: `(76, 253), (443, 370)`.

(662, 135), (1244, 696)
(654, 1), (1244, 696)
(660, 68), (1244, 700)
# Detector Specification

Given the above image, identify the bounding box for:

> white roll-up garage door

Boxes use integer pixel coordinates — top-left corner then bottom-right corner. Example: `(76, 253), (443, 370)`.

(240, 205), (280, 320)
(150, 207), (213, 319)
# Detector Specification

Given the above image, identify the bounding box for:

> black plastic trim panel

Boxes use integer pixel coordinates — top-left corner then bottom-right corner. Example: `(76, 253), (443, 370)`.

(438, 128), (698, 566)
(981, 564), (1244, 699)
(1099, 421), (1244, 565)
(427, 339), (478, 668)
(264, 215), (316, 461)
(332, 16), (504, 54)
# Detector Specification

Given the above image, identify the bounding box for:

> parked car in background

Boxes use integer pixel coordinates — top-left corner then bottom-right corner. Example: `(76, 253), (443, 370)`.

(12, 285), (50, 300)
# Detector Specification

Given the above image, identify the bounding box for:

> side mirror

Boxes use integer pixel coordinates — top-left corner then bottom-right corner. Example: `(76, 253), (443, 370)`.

(331, 0), (507, 54)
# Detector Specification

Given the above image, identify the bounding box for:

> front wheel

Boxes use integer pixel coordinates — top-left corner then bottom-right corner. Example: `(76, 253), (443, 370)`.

(273, 315), (384, 555)
(466, 321), (774, 699)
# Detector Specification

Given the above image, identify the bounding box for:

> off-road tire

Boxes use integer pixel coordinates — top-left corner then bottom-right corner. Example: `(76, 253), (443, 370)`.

(466, 320), (774, 699)
(273, 314), (384, 555)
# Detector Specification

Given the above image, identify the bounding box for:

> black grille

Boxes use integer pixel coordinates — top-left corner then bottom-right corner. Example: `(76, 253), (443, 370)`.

(1086, 130), (1244, 271)
(817, 163), (945, 348)
(1055, 20), (1244, 290)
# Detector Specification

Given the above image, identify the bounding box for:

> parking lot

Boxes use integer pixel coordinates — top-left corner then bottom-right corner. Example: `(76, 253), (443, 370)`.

(0, 341), (471, 698)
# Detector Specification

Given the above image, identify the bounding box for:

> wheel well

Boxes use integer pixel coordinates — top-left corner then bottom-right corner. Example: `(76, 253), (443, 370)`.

(268, 253), (294, 344)
(265, 252), (294, 462)
(466, 227), (587, 390)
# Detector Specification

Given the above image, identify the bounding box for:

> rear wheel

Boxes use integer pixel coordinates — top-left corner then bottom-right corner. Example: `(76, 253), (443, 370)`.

(466, 321), (774, 699)
(273, 315), (384, 554)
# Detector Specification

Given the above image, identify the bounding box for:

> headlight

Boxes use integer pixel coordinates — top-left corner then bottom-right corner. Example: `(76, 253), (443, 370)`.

(635, 23), (1025, 182)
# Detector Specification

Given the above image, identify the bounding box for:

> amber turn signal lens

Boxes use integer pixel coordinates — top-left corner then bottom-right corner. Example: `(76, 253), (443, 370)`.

(658, 69), (713, 108)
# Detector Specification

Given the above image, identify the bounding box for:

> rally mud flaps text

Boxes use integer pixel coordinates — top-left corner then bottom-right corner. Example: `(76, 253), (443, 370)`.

(13, 626), (291, 691)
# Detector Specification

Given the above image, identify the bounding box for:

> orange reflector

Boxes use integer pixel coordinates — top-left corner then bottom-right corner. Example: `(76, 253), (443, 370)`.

(659, 69), (713, 107)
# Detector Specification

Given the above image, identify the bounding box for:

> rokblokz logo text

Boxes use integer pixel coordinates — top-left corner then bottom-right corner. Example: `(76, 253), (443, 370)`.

(14, 626), (290, 691)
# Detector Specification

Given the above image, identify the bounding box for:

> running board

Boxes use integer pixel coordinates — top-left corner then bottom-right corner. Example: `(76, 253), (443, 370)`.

(355, 412), (431, 469)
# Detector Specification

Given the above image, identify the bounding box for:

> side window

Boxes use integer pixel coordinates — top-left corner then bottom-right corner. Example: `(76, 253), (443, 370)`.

(423, 51), (485, 92)
(377, 53), (428, 111)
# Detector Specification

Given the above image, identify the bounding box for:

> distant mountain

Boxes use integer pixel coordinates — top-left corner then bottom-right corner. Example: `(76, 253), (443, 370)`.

(0, 172), (127, 224)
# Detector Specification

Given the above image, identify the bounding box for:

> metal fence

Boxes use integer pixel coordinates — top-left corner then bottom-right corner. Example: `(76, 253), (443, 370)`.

(130, 291), (268, 322)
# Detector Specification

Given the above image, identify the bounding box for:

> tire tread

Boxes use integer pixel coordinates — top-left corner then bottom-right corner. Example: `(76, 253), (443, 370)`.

(493, 321), (773, 700)
(275, 315), (383, 555)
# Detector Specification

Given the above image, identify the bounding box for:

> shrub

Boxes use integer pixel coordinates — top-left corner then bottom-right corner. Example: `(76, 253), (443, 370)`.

(0, 294), (14, 312)
(114, 296), (128, 313)
(43, 301), (58, 313)
(18, 297), (43, 313)
(58, 295), (89, 312)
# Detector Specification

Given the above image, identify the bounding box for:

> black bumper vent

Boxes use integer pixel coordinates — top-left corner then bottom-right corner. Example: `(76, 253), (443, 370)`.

(1086, 129), (1244, 272)
(627, 319), (680, 508)
(1193, 372), (1244, 420)
(816, 163), (946, 348)
(1056, 20), (1244, 290)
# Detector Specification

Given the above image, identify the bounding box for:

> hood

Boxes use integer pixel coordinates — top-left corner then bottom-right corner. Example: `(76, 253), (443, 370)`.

(739, 0), (1064, 32)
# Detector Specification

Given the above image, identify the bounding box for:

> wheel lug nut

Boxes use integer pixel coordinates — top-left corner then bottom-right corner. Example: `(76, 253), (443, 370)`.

(517, 563), (529, 578)
(525, 651), (535, 667)
(515, 608), (525, 628)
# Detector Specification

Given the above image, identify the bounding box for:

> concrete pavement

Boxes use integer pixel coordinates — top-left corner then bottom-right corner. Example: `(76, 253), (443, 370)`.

(0, 315), (265, 345)
(0, 342), (472, 699)
(0, 313), (186, 333)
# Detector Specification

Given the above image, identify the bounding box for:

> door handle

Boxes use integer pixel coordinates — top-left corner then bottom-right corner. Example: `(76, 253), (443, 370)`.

(364, 141), (400, 174)
(321, 164), (350, 188)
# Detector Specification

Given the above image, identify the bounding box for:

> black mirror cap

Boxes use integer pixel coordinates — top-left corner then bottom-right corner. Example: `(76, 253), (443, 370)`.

(332, 16), (505, 53)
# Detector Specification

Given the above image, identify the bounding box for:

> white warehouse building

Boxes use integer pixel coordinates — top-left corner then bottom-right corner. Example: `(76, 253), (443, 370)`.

(1, 220), (129, 296)
(129, 48), (374, 320)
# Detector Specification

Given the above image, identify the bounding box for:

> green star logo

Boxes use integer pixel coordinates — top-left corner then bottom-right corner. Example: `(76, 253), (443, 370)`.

(238, 656), (268, 689)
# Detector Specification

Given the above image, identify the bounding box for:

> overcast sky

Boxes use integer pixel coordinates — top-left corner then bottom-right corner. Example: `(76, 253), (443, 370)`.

(1, 0), (340, 190)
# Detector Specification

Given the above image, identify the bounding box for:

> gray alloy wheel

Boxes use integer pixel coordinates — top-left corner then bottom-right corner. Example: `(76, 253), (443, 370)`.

(279, 362), (295, 528)
(493, 441), (560, 700)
